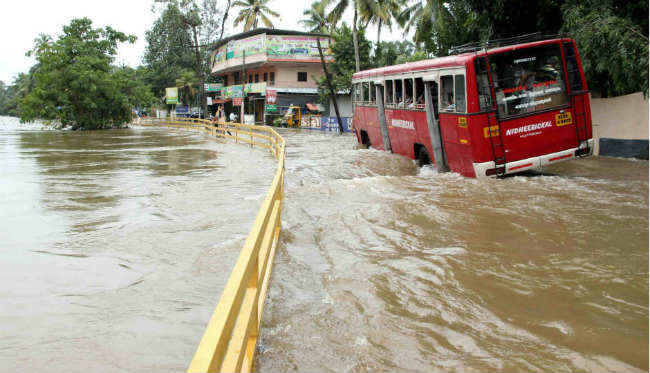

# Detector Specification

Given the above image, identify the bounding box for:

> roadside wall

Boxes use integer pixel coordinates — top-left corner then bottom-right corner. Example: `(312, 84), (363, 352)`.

(590, 92), (649, 155)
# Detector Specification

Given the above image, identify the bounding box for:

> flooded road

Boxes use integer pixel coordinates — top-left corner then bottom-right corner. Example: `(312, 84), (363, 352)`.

(1, 117), (647, 372)
(0, 117), (276, 372)
(258, 129), (648, 372)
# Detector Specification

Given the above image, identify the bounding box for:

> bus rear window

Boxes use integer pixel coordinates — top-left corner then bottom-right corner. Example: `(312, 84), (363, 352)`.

(490, 45), (568, 117)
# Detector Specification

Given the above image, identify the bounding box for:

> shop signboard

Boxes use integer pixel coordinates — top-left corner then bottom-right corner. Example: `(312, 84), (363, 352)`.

(165, 87), (179, 104)
(265, 104), (277, 112)
(233, 97), (243, 106)
(223, 85), (244, 99)
(204, 83), (222, 92)
(243, 82), (266, 94)
(266, 89), (277, 104)
(266, 35), (332, 59)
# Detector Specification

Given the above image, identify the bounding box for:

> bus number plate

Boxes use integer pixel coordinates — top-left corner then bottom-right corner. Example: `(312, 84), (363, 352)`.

(555, 112), (573, 126)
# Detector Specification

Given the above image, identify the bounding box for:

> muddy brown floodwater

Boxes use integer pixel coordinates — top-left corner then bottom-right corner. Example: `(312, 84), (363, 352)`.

(1, 118), (647, 372)
(257, 129), (648, 373)
(0, 117), (275, 372)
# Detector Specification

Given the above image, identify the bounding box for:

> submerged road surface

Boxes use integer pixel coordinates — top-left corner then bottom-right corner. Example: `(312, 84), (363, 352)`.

(0, 117), (276, 372)
(257, 129), (648, 373)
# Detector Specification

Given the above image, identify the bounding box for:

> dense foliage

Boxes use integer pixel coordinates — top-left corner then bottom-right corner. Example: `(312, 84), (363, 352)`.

(316, 24), (372, 103)
(17, 18), (154, 129)
(562, 0), (648, 97)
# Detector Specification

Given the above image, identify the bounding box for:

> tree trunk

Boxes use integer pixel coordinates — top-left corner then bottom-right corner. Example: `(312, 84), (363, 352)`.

(218, 0), (232, 42)
(191, 25), (207, 119)
(352, 7), (360, 72)
(377, 19), (382, 45)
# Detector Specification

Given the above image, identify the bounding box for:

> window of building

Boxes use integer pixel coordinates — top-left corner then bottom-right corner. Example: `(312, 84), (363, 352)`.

(298, 72), (307, 82)
(270, 72), (275, 85)
(441, 75), (454, 112)
(248, 75), (253, 84)
(455, 75), (466, 112)
(404, 78), (414, 107)
(263, 72), (268, 82)
(233, 72), (240, 85)
(223, 75), (228, 86)
(385, 80), (394, 104)
(255, 74), (259, 83)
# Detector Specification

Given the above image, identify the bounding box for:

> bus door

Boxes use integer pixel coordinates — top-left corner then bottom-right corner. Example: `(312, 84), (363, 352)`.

(437, 68), (473, 175)
(422, 71), (448, 171)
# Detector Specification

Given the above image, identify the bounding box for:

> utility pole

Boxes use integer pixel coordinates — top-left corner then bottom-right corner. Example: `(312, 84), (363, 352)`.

(317, 38), (344, 134)
(240, 50), (246, 123)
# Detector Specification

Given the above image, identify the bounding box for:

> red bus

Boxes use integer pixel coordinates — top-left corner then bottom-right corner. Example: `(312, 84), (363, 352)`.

(351, 36), (593, 177)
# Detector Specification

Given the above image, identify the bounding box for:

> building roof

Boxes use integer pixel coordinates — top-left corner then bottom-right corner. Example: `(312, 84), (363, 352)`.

(211, 28), (330, 50)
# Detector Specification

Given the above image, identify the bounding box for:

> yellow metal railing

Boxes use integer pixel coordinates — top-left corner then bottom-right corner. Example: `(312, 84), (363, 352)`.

(138, 116), (285, 373)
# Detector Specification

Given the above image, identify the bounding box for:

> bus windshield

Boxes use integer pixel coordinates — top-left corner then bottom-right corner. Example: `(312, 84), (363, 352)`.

(490, 44), (568, 117)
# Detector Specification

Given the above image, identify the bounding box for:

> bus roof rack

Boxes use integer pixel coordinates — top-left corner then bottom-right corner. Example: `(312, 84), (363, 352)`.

(449, 32), (562, 55)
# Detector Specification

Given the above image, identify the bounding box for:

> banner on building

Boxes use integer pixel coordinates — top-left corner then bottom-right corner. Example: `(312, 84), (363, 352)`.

(233, 97), (243, 106)
(165, 87), (178, 104)
(266, 89), (277, 104)
(266, 35), (331, 58)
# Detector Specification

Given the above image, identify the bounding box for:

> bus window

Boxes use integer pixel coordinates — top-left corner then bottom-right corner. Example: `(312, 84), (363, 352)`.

(370, 82), (376, 103)
(475, 57), (493, 111)
(563, 42), (584, 92)
(441, 75), (454, 112)
(490, 44), (568, 117)
(455, 75), (466, 112)
(415, 78), (425, 108)
(362, 82), (369, 102)
(404, 78), (414, 107)
(394, 79), (403, 106)
(386, 80), (394, 105)
(353, 83), (361, 103)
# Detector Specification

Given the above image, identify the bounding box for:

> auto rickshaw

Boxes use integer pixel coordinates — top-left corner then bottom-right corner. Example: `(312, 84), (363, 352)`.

(282, 105), (301, 127)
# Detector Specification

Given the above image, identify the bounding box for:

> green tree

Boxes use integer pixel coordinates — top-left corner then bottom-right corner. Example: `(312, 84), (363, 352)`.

(300, 0), (332, 34)
(362, 0), (406, 45)
(175, 69), (200, 106)
(233, 0), (280, 31)
(144, 2), (196, 101)
(19, 18), (140, 129)
(316, 24), (372, 102)
(562, 0), (649, 97)
(328, 0), (378, 71)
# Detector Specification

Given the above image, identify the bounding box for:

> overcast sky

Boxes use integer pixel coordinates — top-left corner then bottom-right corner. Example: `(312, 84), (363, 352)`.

(0, 0), (408, 85)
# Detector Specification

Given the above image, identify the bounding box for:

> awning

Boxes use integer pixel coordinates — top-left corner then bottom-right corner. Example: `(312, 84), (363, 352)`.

(306, 103), (319, 111)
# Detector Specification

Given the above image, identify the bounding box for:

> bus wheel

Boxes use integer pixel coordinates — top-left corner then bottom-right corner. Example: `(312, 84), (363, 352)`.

(416, 145), (431, 167)
(360, 130), (371, 149)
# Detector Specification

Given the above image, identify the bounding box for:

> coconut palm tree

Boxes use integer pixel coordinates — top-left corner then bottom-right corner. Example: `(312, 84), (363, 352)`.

(361, 0), (407, 45)
(175, 69), (199, 106)
(300, 0), (333, 34)
(400, 0), (443, 45)
(327, 0), (378, 72)
(233, 0), (280, 31)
